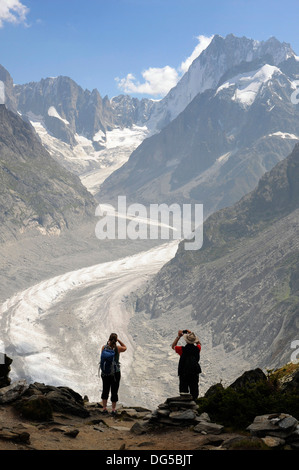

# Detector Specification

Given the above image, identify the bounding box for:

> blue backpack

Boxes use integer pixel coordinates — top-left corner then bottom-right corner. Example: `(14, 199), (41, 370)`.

(100, 346), (118, 376)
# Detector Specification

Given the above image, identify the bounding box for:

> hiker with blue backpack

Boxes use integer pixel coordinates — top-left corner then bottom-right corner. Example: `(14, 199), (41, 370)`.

(100, 333), (127, 416)
(171, 329), (202, 400)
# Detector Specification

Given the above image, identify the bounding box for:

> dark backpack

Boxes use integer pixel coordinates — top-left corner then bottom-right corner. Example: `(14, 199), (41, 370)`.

(178, 343), (202, 376)
(100, 345), (118, 376)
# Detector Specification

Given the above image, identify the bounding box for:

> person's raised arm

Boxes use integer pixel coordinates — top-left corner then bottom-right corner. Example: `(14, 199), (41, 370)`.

(117, 338), (127, 353)
(171, 330), (183, 350)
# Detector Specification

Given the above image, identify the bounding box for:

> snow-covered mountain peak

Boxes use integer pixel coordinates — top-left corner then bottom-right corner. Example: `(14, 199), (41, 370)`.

(146, 34), (296, 132)
(216, 64), (283, 108)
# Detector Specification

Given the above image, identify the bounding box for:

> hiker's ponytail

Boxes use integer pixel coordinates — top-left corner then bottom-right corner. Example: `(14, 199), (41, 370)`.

(109, 333), (118, 350)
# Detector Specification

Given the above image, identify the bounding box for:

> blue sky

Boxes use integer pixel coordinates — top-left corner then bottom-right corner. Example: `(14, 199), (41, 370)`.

(0, 0), (299, 99)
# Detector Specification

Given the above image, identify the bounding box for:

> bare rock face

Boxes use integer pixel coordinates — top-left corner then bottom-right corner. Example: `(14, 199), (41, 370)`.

(0, 104), (96, 243)
(13, 76), (154, 145)
(0, 355), (13, 388)
(98, 36), (299, 212)
(134, 144), (299, 371)
(228, 369), (267, 390)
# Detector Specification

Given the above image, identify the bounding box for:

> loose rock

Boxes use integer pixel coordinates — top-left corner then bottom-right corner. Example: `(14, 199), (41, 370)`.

(0, 380), (29, 404)
(247, 413), (299, 449)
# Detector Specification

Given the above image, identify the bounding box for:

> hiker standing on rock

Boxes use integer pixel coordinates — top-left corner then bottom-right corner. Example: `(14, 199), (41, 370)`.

(100, 333), (127, 416)
(171, 329), (201, 400)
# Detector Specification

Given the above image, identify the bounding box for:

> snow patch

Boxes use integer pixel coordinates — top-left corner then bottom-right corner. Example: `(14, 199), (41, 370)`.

(0, 81), (5, 104)
(105, 125), (148, 149)
(28, 115), (149, 194)
(93, 129), (106, 143)
(48, 106), (70, 125)
(217, 152), (231, 163)
(269, 131), (299, 140)
(216, 65), (282, 107)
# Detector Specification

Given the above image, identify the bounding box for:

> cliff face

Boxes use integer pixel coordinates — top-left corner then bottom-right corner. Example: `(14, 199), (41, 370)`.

(135, 144), (299, 370)
(0, 104), (96, 243)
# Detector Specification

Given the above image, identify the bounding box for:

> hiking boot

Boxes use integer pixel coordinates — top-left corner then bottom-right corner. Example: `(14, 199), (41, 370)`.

(111, 410), (117, 417)
(102, 409), (109, 415)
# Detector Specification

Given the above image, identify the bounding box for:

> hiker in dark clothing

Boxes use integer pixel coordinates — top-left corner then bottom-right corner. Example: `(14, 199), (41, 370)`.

(171, 329), (201, 400)
(100, 333), (127, 416)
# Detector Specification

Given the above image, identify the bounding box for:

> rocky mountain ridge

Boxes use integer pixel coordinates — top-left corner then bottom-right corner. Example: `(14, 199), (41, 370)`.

(133, 144), (299, 370)
(0, 65), (154, 148)
(98, 35), (299, 216)
(146, 34), (296, 132)
(0, 104), (96, 243)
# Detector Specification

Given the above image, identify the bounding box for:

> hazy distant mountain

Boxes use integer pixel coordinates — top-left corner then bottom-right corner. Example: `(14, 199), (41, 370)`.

(135, 143), (299, 370)
(0, 104), (96, 243)
(110, 94), (155, 128)
(98, 35), (299, 218)
(12, 76), (154, 147)
(0, 66), (155, 179)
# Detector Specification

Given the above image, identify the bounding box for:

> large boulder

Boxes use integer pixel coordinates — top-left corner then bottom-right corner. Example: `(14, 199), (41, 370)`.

(247, 413), (299, 448)
(247, 413), (298, 437)
(15, 395), (53, 421)
(23, 383), (90, 418)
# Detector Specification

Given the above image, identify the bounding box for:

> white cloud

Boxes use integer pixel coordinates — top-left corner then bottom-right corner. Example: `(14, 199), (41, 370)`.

(116, 35), (214, 98)
(180, 35), (214, 73)
(116, 66), (179, 97)
(0, 0), (29, 28)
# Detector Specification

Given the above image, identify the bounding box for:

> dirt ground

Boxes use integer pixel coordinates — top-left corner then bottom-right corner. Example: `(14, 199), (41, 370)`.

(0, 402), (239, 452)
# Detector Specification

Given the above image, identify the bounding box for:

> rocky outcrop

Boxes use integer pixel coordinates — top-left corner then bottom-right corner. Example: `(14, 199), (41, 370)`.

(130, 393), (225, 436)
(12, 74), (154, 144)
(133, 144), (299, 371)
(0, 380), (29, 404)
(147, 394), (199, 427)
(0, 360), (89, 420)
(131, 393), (224, 433)
(0, 354), (12, 388)
(98, 36), (299, 210)
(247, 413), (299, 449)
(130, 393), (299, 450)
(1, 358), (299, 450)
(228, 368), (267, 390)
(16, 382), (90, 419)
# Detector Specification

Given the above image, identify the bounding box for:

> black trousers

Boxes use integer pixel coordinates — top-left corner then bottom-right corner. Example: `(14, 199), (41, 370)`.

(179, 373), (199, 400)
(101, 372), (121, 403)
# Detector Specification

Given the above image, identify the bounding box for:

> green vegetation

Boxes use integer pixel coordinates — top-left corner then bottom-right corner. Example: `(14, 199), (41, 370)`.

(197, 364), (299, 430)
(228, 438), (270, 450)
